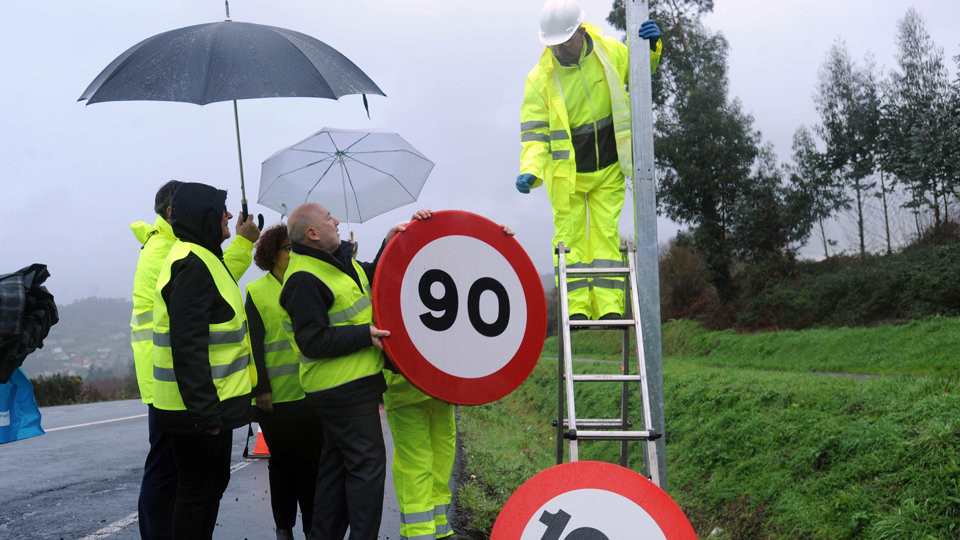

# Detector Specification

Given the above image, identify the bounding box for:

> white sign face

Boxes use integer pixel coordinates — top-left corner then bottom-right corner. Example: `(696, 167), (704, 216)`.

(0, 410), (9, 427)
(520, 489), (666, 540)
(399, 235), (527, 379)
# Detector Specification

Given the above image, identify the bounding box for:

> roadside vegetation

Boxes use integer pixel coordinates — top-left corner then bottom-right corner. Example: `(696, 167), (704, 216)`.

(457, 317), (960, 538)
(30, 373), (139, 406)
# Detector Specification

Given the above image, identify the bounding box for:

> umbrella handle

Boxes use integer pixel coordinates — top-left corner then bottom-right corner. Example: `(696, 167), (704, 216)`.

(241, 202), (265, 231)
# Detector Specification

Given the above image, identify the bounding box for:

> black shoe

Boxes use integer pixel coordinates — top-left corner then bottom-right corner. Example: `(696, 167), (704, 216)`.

(599, 312), (622, 320)
(569, 313), (588, 321)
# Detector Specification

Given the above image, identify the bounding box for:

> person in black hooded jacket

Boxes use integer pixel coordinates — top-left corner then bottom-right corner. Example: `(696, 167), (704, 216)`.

(154, 182), (252, 540)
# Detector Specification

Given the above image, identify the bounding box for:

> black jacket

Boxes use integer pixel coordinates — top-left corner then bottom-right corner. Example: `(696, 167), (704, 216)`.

(155, 182), (250, 434)
(279, 240), (387, 408)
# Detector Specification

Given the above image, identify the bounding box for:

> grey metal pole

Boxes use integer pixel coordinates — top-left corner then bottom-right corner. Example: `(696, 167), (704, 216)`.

(626, 0), (667, 490)
(232, 99), (249, 218)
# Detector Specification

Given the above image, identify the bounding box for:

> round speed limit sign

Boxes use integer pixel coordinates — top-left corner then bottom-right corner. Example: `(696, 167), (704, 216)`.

(373, 210), (547, 405)
(491, 461), (697, 540)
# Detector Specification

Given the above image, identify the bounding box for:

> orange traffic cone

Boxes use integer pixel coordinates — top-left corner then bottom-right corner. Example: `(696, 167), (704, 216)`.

(251, 424), (270, 457)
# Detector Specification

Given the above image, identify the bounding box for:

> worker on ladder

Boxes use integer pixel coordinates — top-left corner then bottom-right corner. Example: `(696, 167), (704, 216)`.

(516, 0), (662, 320)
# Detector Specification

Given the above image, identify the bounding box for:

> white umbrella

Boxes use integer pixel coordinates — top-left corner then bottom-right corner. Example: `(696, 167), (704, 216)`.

(258, 128), (434, 226)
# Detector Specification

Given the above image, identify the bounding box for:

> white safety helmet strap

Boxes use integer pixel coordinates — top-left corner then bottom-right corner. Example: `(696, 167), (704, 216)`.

(538, 0), (585, 46)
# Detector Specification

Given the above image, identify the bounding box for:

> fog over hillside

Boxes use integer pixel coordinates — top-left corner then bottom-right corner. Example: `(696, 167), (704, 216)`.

(22, 297), (133, 379)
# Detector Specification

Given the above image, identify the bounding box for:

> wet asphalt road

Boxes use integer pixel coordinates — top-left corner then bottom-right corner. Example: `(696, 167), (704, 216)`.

(0, 399), (401, 539)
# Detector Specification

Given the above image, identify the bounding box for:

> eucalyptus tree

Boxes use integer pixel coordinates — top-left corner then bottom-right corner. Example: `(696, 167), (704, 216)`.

(950, 54), (960, 207)
(789, 126), (848, 258)
(609, 0), (809, 300)
(607, 0), (715, 108)
(730, 144), (816, 263)
(647, 22), (760, 301)
(885, 8), (951, 229)
(814, 41), (881, 257)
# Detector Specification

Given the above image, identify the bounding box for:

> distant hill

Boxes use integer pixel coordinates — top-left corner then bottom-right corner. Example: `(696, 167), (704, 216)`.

(21, 297), (133, 379)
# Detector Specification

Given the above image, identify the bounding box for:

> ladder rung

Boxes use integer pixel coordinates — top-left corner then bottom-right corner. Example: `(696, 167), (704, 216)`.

(560, 419), (633, 428)
(570, 319), (635, 328)
(565, 267), (630, 276)
(570, 429), (661, 441)
(572, 374), (643, 382)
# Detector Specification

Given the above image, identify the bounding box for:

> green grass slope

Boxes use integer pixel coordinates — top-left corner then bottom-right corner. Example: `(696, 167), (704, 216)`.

(544, 317), (960, 376)
(458, 317), (960, 538)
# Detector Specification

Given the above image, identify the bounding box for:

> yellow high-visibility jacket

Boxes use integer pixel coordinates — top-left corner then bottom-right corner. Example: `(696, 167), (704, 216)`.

(129, 216), (252, 404)
(280, 253), (383, 393)
(246, 273), (304, 404)
(152, 241), (253, 413)
(519, 23), (661, 211)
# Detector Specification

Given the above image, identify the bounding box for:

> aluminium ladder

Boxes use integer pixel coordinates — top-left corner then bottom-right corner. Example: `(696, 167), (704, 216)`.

(553, 241), (662, 486)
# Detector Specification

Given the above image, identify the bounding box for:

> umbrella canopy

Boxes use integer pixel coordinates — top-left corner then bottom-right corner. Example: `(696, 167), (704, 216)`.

(77, 10), (384, 216)
(78, 20), (384, 105)
(258, 129), (434, 223)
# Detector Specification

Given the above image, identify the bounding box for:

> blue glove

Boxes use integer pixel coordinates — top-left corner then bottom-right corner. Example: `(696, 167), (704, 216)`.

(639, 19), (661, 44)
(516, 173), (537, 194)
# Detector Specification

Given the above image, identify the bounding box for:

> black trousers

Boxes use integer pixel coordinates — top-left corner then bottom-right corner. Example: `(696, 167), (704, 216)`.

(138, 406), (176, 540)
(170, 429), (233, 540)
(307, 400), (385, 540)
(258, 405), (323, 534)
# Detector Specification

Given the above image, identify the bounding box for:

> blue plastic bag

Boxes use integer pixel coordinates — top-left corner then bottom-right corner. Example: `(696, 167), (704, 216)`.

(0, 368), (45, 443)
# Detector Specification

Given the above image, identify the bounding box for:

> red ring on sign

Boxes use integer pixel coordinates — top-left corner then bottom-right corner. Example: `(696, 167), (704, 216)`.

(373, 210), (547, 405)
(491, 461), (697, 539)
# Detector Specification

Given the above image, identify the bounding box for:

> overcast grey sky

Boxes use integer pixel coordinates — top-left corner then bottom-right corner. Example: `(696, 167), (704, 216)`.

(1, 0), (957, 304)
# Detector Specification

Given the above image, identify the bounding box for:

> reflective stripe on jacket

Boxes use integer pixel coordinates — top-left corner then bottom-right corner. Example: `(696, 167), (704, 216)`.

(129, 216), (253, 404)
(519, 23), (661, 211)
(281, 252), (383, 393)
(152, 240), (253, 411)
(246, 273), (304, 404)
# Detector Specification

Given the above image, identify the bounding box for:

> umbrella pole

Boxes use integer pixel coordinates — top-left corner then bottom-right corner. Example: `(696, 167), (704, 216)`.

(232, 99), (248, 218)
(340, 159), (352, 238)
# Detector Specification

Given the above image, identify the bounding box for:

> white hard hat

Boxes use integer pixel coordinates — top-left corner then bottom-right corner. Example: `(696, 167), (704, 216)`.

(538, 0), (585, 46)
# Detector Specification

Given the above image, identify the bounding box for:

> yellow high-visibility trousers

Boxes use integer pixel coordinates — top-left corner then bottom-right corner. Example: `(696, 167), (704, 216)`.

(551, 162), (626, 319)
(385, 393), (456, 540)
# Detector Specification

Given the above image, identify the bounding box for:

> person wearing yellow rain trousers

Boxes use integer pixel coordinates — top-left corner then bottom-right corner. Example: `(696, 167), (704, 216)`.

(517, 0), (661, 320)
(384, 222), (514, 540)
(383, 375), (458, 540)
(130, 180), (258, 540)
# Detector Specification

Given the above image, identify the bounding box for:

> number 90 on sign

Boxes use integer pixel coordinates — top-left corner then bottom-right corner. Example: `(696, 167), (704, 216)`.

(401, 235), (525, 378)
(373, 211), (547, 405)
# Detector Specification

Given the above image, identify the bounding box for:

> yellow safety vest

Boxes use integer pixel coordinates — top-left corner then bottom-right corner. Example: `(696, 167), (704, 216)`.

(280, 253), (383, 393)
(129, 216), (253, 404)
(246, 273), (304, 404)
(152, 240), (253, 411)
(519, 23), (661, 211)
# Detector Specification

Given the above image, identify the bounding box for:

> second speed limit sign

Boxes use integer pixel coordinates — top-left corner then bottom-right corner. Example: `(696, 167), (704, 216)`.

(373, 210), (547, 405)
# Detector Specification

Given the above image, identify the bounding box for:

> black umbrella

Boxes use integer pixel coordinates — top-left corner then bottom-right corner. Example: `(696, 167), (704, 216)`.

(78, 2), (385, 218)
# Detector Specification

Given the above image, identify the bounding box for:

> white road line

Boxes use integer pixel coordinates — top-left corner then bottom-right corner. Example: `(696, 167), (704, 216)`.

(44, 414), (147, 432)
(77, 460), (255, 539)
(78, 512), (138, 540)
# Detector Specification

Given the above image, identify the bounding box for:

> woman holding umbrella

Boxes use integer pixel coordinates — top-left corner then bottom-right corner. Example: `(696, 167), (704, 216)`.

(245, 225), (323, 540)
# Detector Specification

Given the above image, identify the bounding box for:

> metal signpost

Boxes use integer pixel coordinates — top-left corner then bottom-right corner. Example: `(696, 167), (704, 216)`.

(627, 0), (668, 489)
